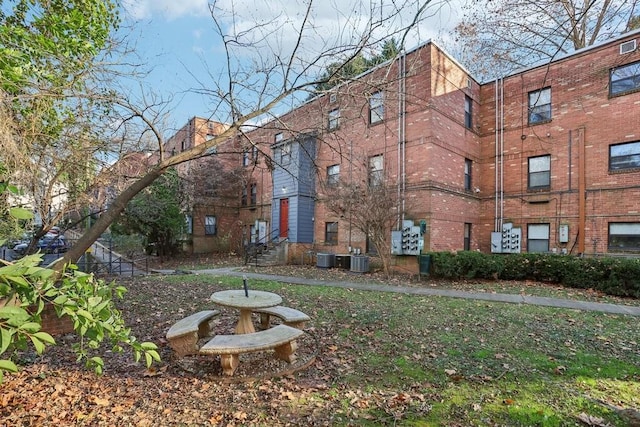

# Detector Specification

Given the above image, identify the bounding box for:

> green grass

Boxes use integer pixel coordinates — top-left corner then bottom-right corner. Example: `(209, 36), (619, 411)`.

(159, 274), (640, 425)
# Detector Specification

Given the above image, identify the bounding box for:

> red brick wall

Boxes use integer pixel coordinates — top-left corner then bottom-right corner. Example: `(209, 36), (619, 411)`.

(479, 34), (640, 254)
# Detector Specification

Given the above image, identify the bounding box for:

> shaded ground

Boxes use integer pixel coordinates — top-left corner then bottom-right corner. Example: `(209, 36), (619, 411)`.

(2, 255), (639, 426)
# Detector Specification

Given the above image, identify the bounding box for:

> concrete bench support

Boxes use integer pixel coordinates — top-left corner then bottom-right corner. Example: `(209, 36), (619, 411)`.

(254, 305), (310, 330)
(199, 324), (303, 375)
(166, 310), (220, 357)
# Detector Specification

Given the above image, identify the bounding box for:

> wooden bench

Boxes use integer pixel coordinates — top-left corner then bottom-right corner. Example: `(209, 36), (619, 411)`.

(254, 305), (310, 330)
(166, 310), (220, 357)
(199, 324), (303, 375)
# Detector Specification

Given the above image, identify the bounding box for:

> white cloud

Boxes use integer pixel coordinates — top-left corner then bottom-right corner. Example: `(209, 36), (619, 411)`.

(122, 0), (210, 20)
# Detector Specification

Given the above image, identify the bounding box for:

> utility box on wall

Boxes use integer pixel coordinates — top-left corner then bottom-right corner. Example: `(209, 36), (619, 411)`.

(391, 220), (424, 256)
(559, 224), (569, 243)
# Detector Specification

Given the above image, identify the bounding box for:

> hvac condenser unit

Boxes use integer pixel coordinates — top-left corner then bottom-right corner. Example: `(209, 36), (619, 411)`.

(316, 253), (335, 268)
(350, 255), (370, 273)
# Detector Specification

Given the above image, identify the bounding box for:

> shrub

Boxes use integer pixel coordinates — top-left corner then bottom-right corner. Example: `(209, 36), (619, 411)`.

(0, 254), (160, 382)
(426, 251), (640, 297)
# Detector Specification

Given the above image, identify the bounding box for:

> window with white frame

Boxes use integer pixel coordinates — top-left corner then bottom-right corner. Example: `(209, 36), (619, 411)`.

(609, 223), (640, 250)
(610, 60), (640, 96)
(280, 143), (291, 164)
(609, 141), (640, 171)
(205, 215), (216, 235)
(242, 149), (250, 166)
(185, 215), (193, 234)
(528, 87), (551, 125)
(328, 108), (340, 130)
(369, 154), (384, 187)
(325, 222), (338, 244)
(527, 223), (549, 253)
(528, 155), (551, 190)
(369, 91), (384, 124)
(274, 132), (283, 143)
(327, 164), (340, 186)
(250, 183), (257, 205)
(464, 158), (472, 191)
(464, 95), (473, 129)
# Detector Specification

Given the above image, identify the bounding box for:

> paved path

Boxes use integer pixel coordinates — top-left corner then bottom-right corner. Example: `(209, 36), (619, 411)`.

(156, 267), (640, 317)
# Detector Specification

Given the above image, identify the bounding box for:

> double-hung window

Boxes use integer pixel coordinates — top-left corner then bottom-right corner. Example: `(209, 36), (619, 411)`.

(528, 155), (551, 190)
(328, 108), (340, 130)
(250, 183), (257, 205)
(464, 158), (472, 191)
(327, 164), (340, 186)
(610, 61), (640, 96)
(528, 223), (549, 253)
(205, 215), (217, 235)
(280, 144), (291, 165)
(369, 154), (384, 187)
(369, 91), (384, 124)
(528, 87), (551, 125)
(609, 223), (640, 250)
(464, 95), (473, 129)
(325, 222), (338, 245)
(609, 141), (640, 171)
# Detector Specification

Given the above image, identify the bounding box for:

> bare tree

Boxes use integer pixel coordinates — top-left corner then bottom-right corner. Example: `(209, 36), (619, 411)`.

(450, 0), (640, 79)
(323, 177), (399, 277)
(46, 0), (439, 267)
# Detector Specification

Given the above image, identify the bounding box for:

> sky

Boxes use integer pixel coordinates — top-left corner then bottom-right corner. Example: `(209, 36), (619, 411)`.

(119, 0), (463, 133)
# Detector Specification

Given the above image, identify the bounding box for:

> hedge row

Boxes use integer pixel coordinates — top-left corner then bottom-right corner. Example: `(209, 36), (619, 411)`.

(426, 251), (640, 298)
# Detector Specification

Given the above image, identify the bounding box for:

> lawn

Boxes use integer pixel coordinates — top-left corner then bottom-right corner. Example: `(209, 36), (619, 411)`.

(2, 272), (639, 426)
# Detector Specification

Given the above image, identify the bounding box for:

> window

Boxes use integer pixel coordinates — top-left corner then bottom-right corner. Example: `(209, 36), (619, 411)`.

(328, 108), (340, 130)
(527, 223), (549, 253)
(205, 215), (216, 235)
(181, 140), (186, 151)
(610, 61), (640, 96)
(464, 223), (471, 251)
(241, 186), (248, 206)
(609, 223), (640, 250)
(252, 145), (259, 160)
(369, 91), (384, 124)
(609, 141), (640, 171)
(185, 215), (193, 234)
(327, 164), (340, 186)
(250, 183), (257, 205)
(274, 132), (283, 143)
(369, 154), (383, 187)
(528, 87), (551, 125)
(464, 158), (472, 191)
(528, 155), (551, 190)
(464, 95), (473, 129)
(242, 149), (250, 166)
(325, 222), (338, 245)
(280, 144), (291, 164)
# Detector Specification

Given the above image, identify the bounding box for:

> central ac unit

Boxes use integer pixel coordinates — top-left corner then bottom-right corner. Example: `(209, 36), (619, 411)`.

(317, 253), (335, 268)
(350, 255), (370, 273)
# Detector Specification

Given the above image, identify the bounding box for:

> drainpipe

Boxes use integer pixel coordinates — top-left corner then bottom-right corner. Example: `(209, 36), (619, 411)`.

(397, 51), (407, 228)
(577, 127), (586, 254)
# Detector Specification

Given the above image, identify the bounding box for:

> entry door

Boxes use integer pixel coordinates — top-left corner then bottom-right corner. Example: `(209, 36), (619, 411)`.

(279, 198), (289, 238)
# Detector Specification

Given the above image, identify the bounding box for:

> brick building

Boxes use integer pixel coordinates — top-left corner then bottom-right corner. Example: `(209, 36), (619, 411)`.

(176, 30), (640, 269)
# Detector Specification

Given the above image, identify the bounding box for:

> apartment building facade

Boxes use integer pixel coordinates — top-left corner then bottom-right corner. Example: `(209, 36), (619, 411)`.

(178, 30), (640, 269)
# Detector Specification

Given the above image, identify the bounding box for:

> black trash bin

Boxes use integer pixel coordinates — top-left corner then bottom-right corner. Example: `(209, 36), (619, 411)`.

(418, 254), (431, 276)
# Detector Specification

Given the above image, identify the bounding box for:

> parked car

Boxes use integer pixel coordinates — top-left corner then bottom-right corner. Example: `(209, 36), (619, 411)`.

(37, 235), (68, 254)
(13, 234), (67, 255)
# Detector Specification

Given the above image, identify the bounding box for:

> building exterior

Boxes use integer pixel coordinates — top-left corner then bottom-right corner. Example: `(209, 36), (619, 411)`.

(176, 30), (640, 270)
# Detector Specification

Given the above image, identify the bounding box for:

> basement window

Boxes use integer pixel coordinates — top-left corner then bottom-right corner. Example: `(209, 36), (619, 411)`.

(609, 223), (640, 250)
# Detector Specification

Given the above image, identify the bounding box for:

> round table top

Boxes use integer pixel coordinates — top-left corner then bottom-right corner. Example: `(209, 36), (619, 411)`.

(210, 289), (282, 309)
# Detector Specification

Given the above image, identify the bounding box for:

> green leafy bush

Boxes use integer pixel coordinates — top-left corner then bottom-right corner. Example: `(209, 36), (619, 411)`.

(0, 254), (160, 382)
(427, 251), (640, 298)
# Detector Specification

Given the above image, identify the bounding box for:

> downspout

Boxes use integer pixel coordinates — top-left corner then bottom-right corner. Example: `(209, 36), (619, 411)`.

(397, 50), (407, 228)
(494, 78), (499, 231)
(500, 77), (505, 231)
(577, 127), (586, 254)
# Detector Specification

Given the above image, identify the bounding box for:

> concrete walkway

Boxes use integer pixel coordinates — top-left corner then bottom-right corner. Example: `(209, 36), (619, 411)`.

(159, 267), (640, 317)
